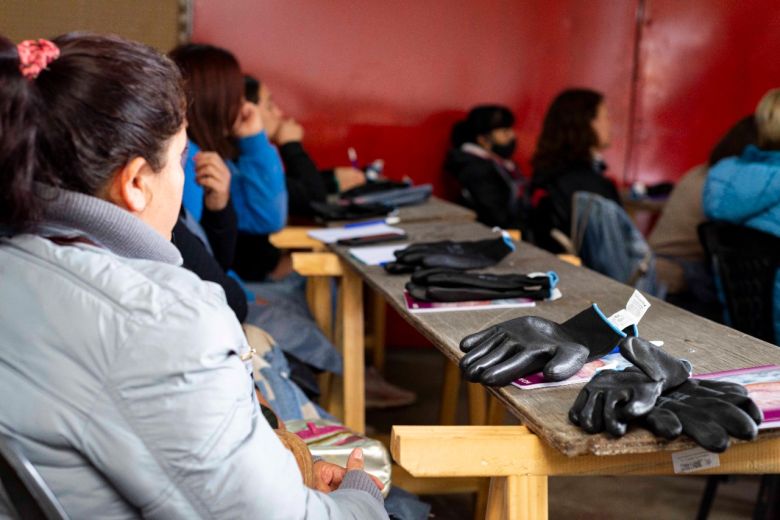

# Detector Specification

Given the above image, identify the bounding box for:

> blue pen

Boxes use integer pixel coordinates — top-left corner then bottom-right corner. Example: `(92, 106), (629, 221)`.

(343, 218), (387, 229)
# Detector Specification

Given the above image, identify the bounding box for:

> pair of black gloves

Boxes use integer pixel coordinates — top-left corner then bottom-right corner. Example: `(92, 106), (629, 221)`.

(406, 268), (557, 302)
(384, 236), (515, 274)
(569, 336), (762, 452)
(459, 306), (762, 452)
(386, 235), (555, 302)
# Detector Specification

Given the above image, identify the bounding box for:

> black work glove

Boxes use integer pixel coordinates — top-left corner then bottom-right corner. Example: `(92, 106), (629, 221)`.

(460, 304), (630, 386)
(643, 378), (763, 452)
(310, 200), (391, 221)
(339, 179), (410, 200)
(405, 268), (558, 302)
(384, 235), (514, 274)
(568, 336), (691, 436)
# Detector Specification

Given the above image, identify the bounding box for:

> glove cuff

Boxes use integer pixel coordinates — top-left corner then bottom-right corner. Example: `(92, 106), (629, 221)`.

(561, 304), (626, 360)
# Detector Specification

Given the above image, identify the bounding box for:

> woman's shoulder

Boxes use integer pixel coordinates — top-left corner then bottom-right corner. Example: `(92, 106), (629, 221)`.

(6, 234), (230, 326)
(709, 148), (780, 183)
(445, 148), (496, 178)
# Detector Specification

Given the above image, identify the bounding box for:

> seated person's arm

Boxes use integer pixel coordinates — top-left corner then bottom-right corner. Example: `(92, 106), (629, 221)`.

(191, 151), (238, 270)
(276, 118), (329, 217)
(231, 102), (288, 234)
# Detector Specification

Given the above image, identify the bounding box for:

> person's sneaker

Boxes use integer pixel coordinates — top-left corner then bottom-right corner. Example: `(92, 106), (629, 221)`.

(364, 366), (417, 409)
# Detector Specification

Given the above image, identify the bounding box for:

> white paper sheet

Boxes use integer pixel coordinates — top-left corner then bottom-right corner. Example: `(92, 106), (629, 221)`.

(307, 223), (405, 244)
(348, 244), (409, 265)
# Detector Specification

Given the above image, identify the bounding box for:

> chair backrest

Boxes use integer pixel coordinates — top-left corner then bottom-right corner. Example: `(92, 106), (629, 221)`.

(698, 221), (780, 345)
(571, 191), (664, 298)
(0, 434), (69, 520)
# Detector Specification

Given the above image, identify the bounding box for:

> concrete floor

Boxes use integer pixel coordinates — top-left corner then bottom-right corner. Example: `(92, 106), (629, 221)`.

(366, 348), (762, 519)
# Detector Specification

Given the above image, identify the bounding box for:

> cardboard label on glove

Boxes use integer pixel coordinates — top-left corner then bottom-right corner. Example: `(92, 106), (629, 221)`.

(672, 447), (720, 474)
(607, 290), (651, 330)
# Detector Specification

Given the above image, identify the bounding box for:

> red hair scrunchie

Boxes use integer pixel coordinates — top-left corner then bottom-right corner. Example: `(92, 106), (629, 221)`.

(17, 39), (60, 80)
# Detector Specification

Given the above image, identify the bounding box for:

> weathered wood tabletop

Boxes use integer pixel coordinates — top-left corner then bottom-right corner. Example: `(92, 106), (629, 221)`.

(331, 220), (780, 457)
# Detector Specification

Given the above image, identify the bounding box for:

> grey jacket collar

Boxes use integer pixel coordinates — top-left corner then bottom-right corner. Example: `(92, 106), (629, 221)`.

(37, 186), (182, 265)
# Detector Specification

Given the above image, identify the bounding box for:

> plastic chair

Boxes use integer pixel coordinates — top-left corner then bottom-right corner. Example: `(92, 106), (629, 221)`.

(697, 221), (780, 345)
(0, 434), (69, 520)
(697, 221), (780, 519)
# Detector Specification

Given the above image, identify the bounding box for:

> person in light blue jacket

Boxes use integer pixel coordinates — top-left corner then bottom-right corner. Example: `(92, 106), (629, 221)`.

(0, 32), (387, 519)
(703, 88), (780, 341)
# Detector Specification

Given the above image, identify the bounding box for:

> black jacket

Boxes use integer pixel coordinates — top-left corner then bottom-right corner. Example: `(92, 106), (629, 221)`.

(233, 141), (337, 281)
(444, 147), (526, 230)
(531, 160), (621, 253)
(172, 201), (248, 322)
(280, 142), (338, 217)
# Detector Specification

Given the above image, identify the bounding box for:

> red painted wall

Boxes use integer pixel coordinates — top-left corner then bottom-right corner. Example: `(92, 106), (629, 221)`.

(629, 0), (780, 184)
(192, 0), (637, 192)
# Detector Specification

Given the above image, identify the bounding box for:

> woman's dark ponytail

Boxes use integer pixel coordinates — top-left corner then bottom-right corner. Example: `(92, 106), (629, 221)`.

(450, 119), (472, 148)
(0, 36), (50, 229)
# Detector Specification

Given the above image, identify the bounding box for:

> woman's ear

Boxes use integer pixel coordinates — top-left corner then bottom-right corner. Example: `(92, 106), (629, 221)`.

(104, 157), (152, 214)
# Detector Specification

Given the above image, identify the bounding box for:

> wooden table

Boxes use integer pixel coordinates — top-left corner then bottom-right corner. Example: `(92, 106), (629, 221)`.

(270, 197), (476, 433)
(270, 196), (475, 249)
(328, 219), (780, 518)
(620, 189), (668, 224)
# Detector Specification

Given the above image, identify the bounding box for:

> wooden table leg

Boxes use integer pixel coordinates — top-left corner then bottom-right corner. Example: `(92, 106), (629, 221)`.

(486, 476), (507, 520)
(485, 475), (548, 520)
(371, 290), (387, 373)
(514, 475), (548, 520)
(468, 383), (487, 425)
(488, 394), (506, 425)
(439, 361), (460, 425)
(340, 264), (365, 434)
(306, 276), (333, 341)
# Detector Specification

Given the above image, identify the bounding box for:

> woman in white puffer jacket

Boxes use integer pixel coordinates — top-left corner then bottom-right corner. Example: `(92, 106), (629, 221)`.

(0, 32), (386, 519)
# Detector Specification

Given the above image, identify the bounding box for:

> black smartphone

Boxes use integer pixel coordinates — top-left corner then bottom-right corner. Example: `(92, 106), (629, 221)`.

(337, 233), (407, 246)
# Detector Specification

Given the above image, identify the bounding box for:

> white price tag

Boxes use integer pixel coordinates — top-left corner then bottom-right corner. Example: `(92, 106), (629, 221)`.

(672, 447), (720, 474)
(608, 290), (651, 331)
(626, 290), (651, 322)
(607, 309), (636, 330)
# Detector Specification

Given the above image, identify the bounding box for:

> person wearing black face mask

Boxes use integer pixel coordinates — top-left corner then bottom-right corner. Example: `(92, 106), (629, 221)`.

(444, 105), (530, 232)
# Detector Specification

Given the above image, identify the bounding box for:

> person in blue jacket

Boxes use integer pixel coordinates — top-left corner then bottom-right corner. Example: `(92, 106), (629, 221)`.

(703, 88), (780, 341)
(169, 43), (290, 279)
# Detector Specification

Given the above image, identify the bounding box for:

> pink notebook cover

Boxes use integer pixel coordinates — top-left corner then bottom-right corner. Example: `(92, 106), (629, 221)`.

(403, 291), (535, 313)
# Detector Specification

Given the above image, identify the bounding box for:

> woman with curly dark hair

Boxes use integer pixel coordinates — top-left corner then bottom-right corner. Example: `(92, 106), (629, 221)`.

(530, 88), (620, 252)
